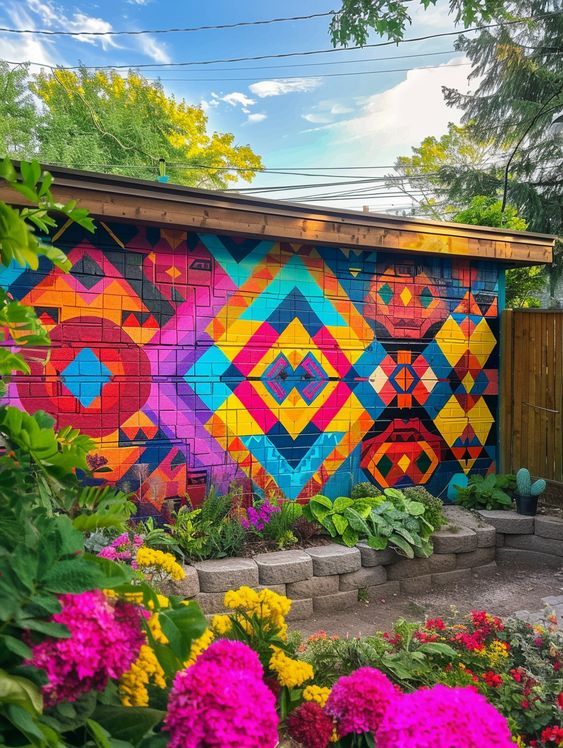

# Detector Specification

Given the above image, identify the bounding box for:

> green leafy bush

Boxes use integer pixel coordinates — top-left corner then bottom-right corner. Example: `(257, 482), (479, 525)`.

(260, 499), (303, 549)
(351, 481), (382, 500)
(454, 474), (516, 510)
(302, 495), (381, 547)
(403, 486), (446, 532)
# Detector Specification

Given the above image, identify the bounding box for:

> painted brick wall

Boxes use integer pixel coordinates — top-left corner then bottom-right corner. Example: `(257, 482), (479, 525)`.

(1, 220), (500, 516)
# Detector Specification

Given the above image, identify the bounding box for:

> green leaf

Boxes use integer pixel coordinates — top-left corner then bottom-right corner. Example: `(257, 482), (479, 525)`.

(388, 533), (414, 558)
(343, 507), (370, 536)
(332, 496), (354, 512)
(341, 526), (359, 547)
(332, 513), (349, 537)
(310, 494), (332, 509)
(2, 635), (33, 660)
(93, 706), (165, 744)
(366, 535), (388, 550)
(157, 603), (207, 662)
(42, 559), (104, 593)
(0, 670), (43, 714)
(416, 642), (456, 656)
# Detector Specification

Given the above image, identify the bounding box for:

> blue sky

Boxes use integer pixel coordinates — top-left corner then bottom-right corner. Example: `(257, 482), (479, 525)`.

(0, 0), (474, 212)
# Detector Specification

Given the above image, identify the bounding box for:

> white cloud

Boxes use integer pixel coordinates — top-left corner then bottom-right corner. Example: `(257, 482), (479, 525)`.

(22, 0), (119, 50)
(302, 59), (471, 159)
(1, 4), (59, 67)
(330, 103), (354, 114)
(213, 91), (255, 109)
(246, 113), (267, 124)
(249, 77), (322, 98)
(140, 36), (171, 64)
(302, 113), (332, 124)
(127, 0), (151, 4)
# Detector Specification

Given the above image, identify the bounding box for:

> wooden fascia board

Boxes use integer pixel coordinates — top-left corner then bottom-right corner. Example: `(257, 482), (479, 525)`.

(0, 180), (554, 265)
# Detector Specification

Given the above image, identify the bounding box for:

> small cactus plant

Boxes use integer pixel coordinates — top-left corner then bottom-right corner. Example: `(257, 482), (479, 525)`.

(516, 468), (546, 498)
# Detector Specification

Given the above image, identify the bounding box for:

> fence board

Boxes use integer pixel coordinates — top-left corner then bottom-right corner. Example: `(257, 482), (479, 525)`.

(501, 310), (563, 483)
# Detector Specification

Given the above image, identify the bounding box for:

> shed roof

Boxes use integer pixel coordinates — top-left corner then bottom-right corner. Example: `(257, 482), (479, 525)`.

(1, 164), (555, 265)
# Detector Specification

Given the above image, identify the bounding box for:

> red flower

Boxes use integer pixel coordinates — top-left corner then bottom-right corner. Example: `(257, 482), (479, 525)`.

(509, 668), (523, 683)
(540, 725), (563, 745)
(287, 702), (334, 748)
(558, 691), (563, 709)
(520, 699), (530, 709)
(482, 671), (503, 689)
(534, 637), (544, 648)
(426, 618), (446, 631)
(415, 631), (440, 643)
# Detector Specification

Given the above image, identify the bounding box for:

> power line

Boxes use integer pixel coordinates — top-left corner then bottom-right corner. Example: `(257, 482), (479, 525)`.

(142, 62), (470, 83)
(5, 13), (555, 71)
(0, 11), (334, 36)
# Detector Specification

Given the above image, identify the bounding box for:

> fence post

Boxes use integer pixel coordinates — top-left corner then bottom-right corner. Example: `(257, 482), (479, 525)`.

(499, 309), (513, 474)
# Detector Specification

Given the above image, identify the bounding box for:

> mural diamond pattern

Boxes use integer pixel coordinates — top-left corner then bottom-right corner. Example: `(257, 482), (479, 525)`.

(1, 224), (500, 515)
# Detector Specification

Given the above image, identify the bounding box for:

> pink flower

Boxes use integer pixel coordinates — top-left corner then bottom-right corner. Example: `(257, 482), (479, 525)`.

(196, 639), (263, 679)
(325, 667), (398, 736)
(165, 657), (278, 748)
(376, 685), (514, 748)
(29, 590), (146, 706)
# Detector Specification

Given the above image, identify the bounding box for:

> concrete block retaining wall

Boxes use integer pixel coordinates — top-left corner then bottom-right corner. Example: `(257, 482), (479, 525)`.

(171, 510), (563, 620)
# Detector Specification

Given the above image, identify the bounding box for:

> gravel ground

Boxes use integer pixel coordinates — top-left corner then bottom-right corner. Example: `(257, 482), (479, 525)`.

(293, 562), (563, 638)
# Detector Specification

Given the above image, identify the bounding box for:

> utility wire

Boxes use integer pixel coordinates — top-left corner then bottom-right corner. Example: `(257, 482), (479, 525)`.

(141, 61), (471, 83)
(0, 11), (334, 36)
(4, 13), (556, 70)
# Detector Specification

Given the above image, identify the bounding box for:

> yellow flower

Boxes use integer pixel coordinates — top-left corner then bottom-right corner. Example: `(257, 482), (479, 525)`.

(303, 685), (331, 707)
(477, 640), (510, 667)
(211, 614), (233, 635)
(184, 628), (214, 667)
(513, 736), (526, 747)
(269, 647), (314, 688)
(222, 586), (291, 640)
(119, 645), (166, 707)
(136, 547), (185, 581)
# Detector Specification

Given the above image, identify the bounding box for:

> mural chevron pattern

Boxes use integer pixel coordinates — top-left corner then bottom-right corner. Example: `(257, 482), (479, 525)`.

(0, 222), (500, 516)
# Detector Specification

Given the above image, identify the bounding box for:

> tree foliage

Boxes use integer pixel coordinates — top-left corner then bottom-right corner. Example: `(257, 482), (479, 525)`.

(452, 196), (545, 308)
(388, 0), (561, 306)
(0, 66), (262, 189)
(330, 0), (507, 45)
(0, 63), (39, 160)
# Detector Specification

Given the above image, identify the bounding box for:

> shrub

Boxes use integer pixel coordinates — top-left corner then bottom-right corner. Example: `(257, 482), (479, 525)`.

(455, 474), (516, 511)
(403, 486), (446, 531)
(351, 481), (383, 500)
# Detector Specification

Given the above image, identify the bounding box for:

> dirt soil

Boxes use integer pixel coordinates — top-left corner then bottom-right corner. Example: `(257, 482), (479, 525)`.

(293, 562), (563, 638)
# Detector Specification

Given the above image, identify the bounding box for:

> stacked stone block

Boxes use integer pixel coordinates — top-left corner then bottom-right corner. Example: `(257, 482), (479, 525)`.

(176, 509), (563, 621)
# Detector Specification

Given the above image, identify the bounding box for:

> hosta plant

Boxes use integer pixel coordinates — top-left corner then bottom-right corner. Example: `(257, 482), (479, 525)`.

(302, 495), (382, 547)
(454, 474), (516, 511)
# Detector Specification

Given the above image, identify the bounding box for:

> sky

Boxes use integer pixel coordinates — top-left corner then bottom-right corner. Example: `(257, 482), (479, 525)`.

(0, 0), (478, 213)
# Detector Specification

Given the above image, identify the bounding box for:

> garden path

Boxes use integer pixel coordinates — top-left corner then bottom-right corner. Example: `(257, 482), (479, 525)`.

(293, 564), (563, 638)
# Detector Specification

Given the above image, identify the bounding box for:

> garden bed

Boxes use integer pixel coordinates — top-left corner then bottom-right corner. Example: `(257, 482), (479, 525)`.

(170, 508), (563, 620)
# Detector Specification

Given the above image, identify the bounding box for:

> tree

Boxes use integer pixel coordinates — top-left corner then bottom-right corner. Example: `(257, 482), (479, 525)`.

(452, 196), (544, 308)
(389, 123), (505, 220)
(30, 68), (262, 189)
(330, 0), (507, 45)
(0, 62), (39, 159)
(443, 0), (562, 237)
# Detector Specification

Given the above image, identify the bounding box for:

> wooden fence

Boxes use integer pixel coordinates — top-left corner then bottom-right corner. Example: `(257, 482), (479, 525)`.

(500, 309), (563, 483)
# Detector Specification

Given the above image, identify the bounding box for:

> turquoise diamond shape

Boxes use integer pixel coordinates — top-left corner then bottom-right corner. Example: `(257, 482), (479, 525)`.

(378, 283), (393, 305)
(61, 348), (111, 407)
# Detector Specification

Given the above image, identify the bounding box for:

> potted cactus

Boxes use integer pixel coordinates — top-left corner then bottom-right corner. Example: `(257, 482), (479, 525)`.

(514, 468), (546, 516)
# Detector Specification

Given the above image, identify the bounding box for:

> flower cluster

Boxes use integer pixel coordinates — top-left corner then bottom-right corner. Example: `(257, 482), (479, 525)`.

(223, 585), (291, 639)
(325, 667), (398, 736)
(135, 546), (185, 582)
(30, 590), (146, 706)
(240, 499), (280, 531)
(97, 532), (143, 563)
(165, 641), (278, 748)
(269, 647), (314, 688)
(303, 684), (331, 707)
(184, 628), (214, 667)
(287, 702), (334, 748)
(376, 685), (514, 748)
(119, 644), (166, 707)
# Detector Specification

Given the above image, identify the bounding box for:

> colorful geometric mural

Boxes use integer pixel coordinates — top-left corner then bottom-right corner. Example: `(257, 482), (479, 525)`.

(0, 221), (500, 516)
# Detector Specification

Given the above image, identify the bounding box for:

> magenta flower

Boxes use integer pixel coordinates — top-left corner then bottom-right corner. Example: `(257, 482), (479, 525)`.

(29, 590), (146, 706)
(376, 685), (514, 748)
(165, 659), (278, 748)
(196, 639), (264, 679)
(241, 500), (280, 531)
(325, 667), (398, 736)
